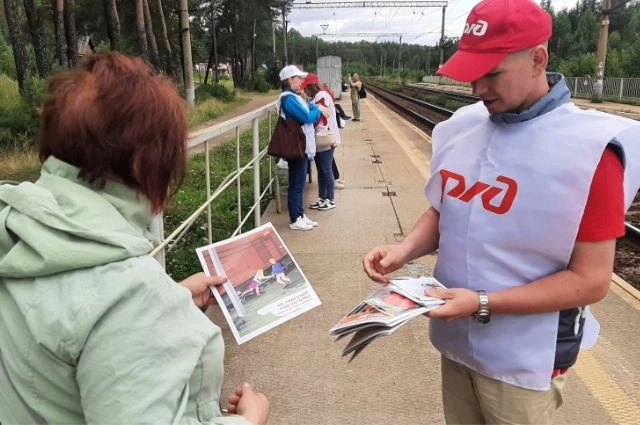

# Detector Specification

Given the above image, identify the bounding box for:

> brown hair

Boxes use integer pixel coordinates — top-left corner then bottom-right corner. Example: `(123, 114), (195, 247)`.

(304, 82), (321, 97)
(38, 52), (187, 213)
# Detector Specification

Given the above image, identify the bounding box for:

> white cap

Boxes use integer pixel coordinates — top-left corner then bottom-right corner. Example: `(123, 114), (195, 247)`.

(279, 65), (308, 81)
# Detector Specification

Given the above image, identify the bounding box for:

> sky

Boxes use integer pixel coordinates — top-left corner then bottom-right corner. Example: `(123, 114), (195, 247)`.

(287, 0), (581, 46)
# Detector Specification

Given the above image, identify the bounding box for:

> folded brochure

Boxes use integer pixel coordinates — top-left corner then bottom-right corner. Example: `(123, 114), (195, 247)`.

(330, 276), (446, 360)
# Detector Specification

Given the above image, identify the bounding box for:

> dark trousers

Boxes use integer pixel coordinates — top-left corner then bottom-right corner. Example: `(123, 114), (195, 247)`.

(335, 103), (348, 119)
(287, 157), (309, 223)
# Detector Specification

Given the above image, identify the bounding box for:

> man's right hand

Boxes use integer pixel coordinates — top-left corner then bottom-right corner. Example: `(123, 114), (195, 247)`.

(227, 383), (270, 425)
(363, 244), (408, 283)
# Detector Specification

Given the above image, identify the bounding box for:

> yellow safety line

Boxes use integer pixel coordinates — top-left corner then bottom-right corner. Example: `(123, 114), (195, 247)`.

(368, 92), (640, 423)
(573, 350), (640, 424)
(366, 95), (431, 180)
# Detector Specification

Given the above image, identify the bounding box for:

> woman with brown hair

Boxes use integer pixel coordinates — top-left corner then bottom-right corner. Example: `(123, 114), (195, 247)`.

(0, 52), (269, 424)
(302, 73), (342, 211)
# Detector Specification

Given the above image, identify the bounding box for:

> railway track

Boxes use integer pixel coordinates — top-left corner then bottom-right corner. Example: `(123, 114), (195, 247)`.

(367, 81), (640, 291)
(365, 83), (453, 133)
(618, 193), (640, 290)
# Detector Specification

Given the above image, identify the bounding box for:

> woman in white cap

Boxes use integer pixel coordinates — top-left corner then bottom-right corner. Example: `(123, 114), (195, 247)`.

(277, 65), (329, 231)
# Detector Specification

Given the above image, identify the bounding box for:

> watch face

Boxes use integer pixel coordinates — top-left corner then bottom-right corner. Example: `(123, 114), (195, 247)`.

(476, 312), (491, 324)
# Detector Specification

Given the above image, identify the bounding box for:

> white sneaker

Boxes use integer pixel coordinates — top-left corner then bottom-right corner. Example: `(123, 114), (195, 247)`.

(317, 199), (336, 211)
(302, 214), (318, 227)
(309, 198), (324, 209)
(289, 216), (313, 231)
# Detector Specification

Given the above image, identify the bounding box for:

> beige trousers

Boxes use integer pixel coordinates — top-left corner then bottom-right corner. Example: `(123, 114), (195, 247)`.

(441, 355), (567, 425)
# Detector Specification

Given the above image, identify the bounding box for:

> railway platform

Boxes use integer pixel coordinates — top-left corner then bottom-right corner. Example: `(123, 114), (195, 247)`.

(206, 93), (640, 425)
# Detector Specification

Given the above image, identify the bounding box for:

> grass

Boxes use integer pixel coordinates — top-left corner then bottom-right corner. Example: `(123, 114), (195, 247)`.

(187, 96), (249, 128)
(0, 148), (40, 182)
(0, 74), (21, 108)
(0, 74), (37, 157)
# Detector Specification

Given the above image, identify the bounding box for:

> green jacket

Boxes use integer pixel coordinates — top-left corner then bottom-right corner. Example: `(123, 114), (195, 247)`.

(0, 157), (249, 425)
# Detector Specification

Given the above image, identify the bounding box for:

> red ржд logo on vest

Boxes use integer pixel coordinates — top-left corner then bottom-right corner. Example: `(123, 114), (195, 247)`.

(440, 169), (517, 214)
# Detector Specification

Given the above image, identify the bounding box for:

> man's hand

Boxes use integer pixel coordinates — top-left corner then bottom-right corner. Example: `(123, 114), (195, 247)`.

(424, 287), (480, 321)
(179, 272), (227, 308)
(363, 244), (410, 283)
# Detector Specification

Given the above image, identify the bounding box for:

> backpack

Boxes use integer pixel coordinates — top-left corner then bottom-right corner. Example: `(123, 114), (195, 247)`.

(358, 83), (366, 99)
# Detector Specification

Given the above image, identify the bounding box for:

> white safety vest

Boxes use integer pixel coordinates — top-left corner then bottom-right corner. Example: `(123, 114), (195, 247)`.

(312, 91), (342, 152)
(424, 101), (640, 390)
(277, 92), (316, 159)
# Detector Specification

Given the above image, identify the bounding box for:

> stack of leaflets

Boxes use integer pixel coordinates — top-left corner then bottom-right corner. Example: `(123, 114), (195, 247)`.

(330, 276), (446, 361)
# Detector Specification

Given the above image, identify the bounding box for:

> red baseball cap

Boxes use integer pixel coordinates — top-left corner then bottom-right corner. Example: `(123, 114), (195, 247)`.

(436, 0), (552, 82)
(301, 73), (320, 89)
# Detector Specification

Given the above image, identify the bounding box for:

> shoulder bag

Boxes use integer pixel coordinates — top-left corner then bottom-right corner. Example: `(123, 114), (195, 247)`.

(268, 116), (306, 160)
(315, 131), (337, 148)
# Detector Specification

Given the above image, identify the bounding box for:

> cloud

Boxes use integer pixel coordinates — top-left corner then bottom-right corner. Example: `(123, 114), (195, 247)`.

(288, 0), (580, 46)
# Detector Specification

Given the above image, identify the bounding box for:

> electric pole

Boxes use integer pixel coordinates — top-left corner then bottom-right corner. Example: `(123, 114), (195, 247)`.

(282, 8), (288, 64)
(439, 6), (445, 69)
(592, 0), (612, 103)
(398, 35), (402, 70)
(272, 21), (277, 65)
(179, 0), (194, 106)
(315, 36), (319, 61)
(252, 19), (256, 78)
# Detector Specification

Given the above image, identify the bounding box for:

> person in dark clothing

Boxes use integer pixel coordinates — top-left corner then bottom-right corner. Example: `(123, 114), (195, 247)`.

(322, 83), (350, 126)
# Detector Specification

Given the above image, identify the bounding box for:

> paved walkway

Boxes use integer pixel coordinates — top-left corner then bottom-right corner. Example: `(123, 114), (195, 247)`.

(205, 94), (640, 425)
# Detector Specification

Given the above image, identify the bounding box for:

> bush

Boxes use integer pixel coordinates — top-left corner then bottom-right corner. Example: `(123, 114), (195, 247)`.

(196, 83), (235, 103)
(264, 62), (281, 88)
(242, 73), (271, 93)
(23, 75), (47, 107)
(0, 32), (16, 79)
(0, 74), (37, 150)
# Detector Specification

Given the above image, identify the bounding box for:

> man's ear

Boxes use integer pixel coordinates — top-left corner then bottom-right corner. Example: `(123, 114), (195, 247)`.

(531, 45), (549, 77)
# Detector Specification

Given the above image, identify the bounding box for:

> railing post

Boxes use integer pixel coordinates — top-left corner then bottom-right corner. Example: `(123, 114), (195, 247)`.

(205, 140), (212, 244)
(253, 117), (261, 228)
(236, 127), (241, 229)
(619, 77), (624, 101)
(150, 213), (166, 268)
(268, 109), (274, 197)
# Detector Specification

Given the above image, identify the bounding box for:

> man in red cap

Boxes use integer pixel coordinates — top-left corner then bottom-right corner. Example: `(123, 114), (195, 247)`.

(364, 0), (640, 423)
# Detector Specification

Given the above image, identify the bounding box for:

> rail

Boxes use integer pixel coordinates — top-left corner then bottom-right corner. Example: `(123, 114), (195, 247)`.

(366, 82), (453, 130)
(150, 101), (278, 267)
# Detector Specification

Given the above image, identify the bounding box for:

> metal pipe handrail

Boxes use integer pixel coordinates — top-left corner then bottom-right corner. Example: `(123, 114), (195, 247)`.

(151, 100), (278, 265)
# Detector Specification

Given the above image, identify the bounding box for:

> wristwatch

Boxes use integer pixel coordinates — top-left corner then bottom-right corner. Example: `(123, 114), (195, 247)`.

(473, 289), (491, 324)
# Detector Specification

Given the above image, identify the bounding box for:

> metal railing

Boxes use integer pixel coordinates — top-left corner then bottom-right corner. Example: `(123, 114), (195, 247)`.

(150, 101), (278, 267)
(422, 75), (640, 102)
(565, 77), (640, 101)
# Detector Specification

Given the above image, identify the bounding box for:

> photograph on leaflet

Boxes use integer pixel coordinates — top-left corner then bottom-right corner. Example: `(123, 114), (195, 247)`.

(196, 222), (321, 344)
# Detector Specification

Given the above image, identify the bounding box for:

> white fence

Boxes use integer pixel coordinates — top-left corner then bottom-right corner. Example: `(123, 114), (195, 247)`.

(422, 75), (640, 102)
(150, 101), (278, 266)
